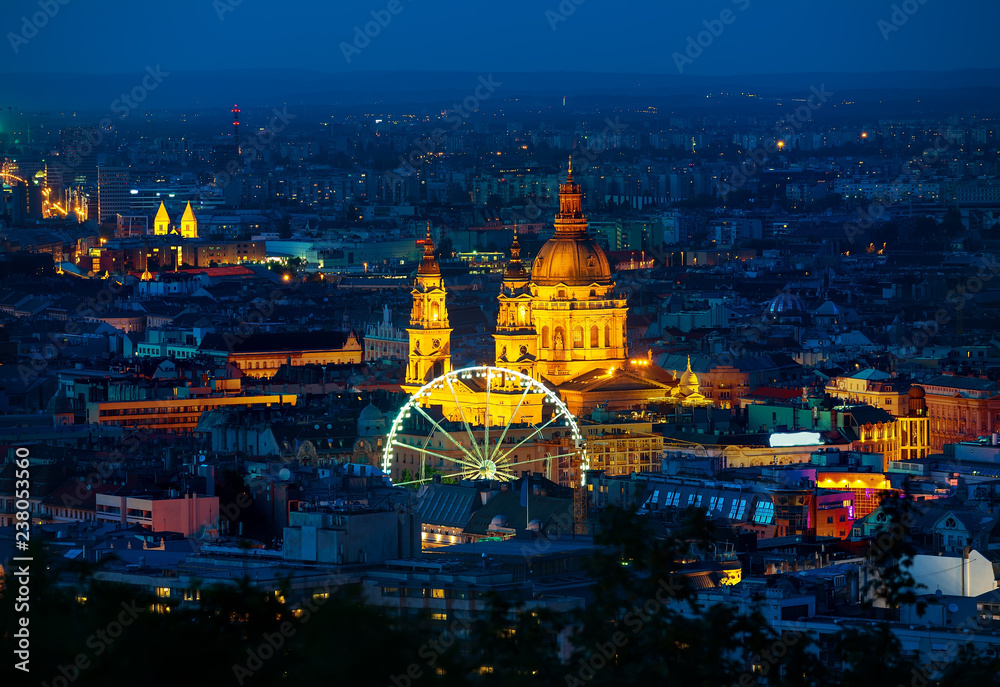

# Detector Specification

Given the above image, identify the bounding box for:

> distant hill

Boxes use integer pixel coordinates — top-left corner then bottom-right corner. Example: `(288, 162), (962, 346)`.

(6, 68), (1000, 111)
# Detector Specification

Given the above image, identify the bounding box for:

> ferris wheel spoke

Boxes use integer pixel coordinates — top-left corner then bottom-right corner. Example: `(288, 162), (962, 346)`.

(409, 403), (482, 466)
(391, 441), (480, 471)
(487, 380), (534, 462)
(484, 369), (493, 462)
(493, 414), (561, 467)
(394, 477), (435, 487)
(497, 455), (555, 471)
(445, 375), (484, 461)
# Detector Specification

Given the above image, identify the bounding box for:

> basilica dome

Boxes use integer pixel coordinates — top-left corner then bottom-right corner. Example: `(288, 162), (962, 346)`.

(532, 235), (612, 286)
(530, 159), (612, 287)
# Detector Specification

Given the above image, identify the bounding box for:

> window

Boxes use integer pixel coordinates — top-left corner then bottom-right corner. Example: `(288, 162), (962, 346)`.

(736, 499), (748, 520)
(827, 517), (834, 524)
(753, 501), (775, 524)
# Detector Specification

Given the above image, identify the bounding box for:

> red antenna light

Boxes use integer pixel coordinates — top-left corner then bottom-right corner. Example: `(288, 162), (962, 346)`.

(231, 104), (241, 156)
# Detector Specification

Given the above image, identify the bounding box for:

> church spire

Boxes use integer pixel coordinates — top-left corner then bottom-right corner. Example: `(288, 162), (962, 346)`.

(554, 156), (586, 235)
(154, 201), (170, 235)
(417, 221), (440, 277)
(503, 225), (527, 282)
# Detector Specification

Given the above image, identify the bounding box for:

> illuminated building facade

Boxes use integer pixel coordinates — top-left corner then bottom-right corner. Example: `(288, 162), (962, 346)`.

(365, 305), (408, 362)
(585, 430), (663, 476)
(920, 375), (1000, 450)
(200, 331), (363, 379)
(88, 393), (297, 433)
(393, 163), (702, 485)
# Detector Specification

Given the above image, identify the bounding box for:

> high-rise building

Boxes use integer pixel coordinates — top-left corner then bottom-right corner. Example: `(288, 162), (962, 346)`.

(58, 127), (100, 186)
(97, 166), (130, 223)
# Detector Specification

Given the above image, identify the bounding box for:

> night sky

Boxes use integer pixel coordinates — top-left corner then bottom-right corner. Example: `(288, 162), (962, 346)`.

(3, 0), (998, 76)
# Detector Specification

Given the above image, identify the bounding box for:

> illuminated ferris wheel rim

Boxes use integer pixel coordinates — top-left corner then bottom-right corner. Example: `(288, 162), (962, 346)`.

(382, 365), (588, 486)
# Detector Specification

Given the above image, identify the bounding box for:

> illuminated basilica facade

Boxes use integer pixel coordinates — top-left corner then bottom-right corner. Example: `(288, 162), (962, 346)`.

(402, 163), (705, 416)
(390, 163), (706, 485)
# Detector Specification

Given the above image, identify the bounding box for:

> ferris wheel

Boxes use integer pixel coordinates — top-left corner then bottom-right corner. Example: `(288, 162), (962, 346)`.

(382, 366), (587, 486)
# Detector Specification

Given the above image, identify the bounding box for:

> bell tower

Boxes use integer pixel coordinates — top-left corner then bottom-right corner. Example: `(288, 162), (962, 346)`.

(404, 223), (452, 389)
(494, 227), (537, 380)
(180, 201), (198, 239)
(154, 201), (170, 235)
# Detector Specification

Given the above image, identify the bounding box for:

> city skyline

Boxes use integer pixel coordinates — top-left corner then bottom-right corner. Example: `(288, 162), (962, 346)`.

(4, 1), (1000, 684)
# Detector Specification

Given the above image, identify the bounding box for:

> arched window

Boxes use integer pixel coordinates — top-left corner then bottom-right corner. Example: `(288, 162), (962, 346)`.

(604, 324), (611, 348)
(541, 326), (550, 348)
(573, 327), (584, 348)
(430, 302), (440, 322)
(590, 325), (599, 347)
(558, 289), (566, 299)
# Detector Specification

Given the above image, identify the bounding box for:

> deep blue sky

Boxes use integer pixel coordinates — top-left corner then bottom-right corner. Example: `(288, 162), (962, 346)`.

(3, 0), (997, 75)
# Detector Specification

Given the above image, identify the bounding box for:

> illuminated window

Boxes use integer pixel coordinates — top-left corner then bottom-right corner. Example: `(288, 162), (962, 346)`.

(156, 587), (171, 598)
(752, 501), (775, 524)
(430, 588), (445, 599)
